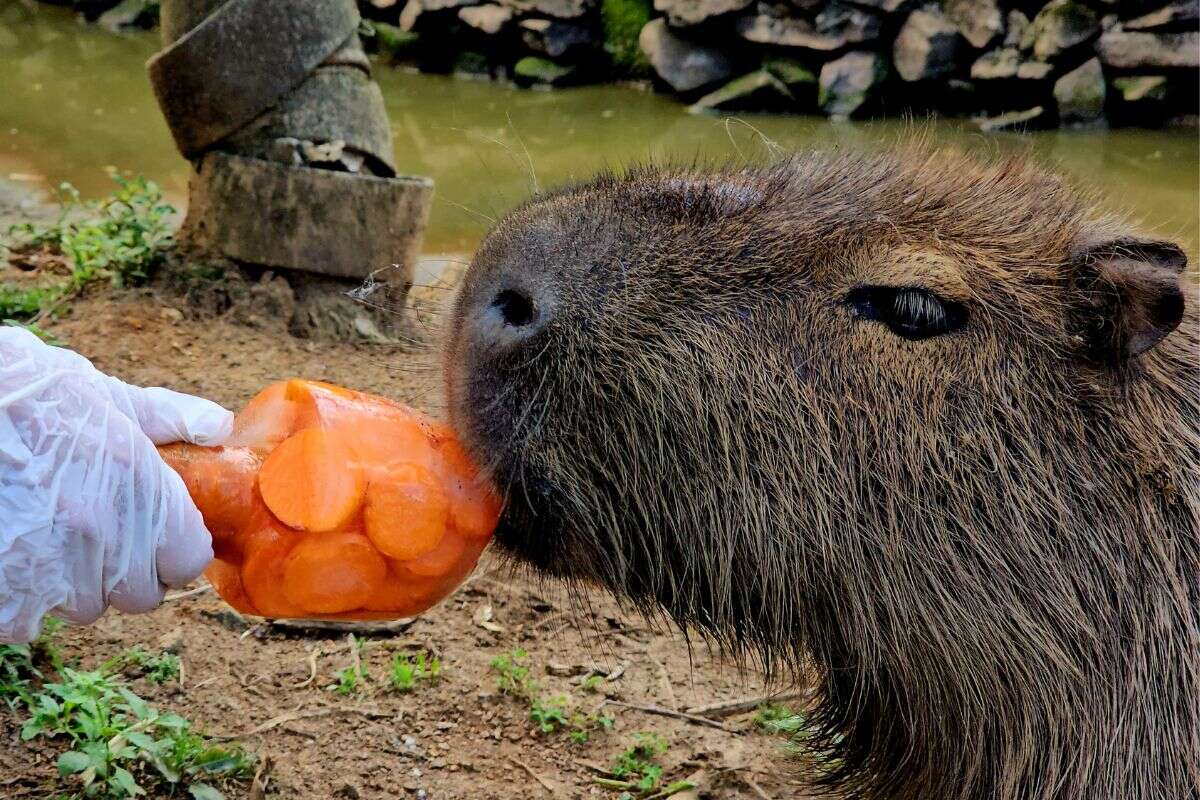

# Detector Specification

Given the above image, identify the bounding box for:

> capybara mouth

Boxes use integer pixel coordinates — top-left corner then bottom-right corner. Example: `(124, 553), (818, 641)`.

(490, 471), (569, 572)
(481, 459), (609, 581)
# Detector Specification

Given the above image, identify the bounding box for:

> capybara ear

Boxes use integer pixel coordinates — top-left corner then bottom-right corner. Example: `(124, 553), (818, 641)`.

(1070, 237), (1188, 363)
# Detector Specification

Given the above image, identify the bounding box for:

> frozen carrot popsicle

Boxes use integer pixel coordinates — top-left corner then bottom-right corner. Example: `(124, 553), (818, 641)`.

(158, 380), (500, 620)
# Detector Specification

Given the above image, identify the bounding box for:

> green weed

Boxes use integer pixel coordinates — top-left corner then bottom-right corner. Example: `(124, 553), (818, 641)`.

(597, 732), (694, 797)
(490, 649), (535, 698)
(753, 702), (808, 735)
(490, 650), (613, 745)
(1, 175), (175, 323)
(2, 622), (252, 799)
(330, 634), (370, 696)
(390, 651), (441, 693)
(334, 667), (359, 696)
(106, 648), (181, 686)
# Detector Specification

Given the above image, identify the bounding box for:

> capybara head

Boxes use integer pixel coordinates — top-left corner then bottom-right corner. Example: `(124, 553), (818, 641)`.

(445, 147), (1200, 800)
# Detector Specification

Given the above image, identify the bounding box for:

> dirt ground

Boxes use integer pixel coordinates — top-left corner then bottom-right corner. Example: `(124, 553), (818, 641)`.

(0, 187), (807, 799)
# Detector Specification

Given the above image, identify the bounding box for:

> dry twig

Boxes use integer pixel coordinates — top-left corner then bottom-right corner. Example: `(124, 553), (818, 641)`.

(684, 689), (810, 719)
(603, 700), (731, 732)
(510, 758), (561, 795)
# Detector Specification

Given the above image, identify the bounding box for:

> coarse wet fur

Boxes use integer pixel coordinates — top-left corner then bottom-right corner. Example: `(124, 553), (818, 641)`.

(444, 145), (1200, 800)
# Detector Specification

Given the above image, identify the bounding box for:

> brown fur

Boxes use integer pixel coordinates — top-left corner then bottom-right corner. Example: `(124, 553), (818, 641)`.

(444, 146), (1200, 800)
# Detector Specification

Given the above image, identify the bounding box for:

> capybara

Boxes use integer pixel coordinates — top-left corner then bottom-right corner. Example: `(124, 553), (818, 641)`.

(445, 146), (1199, 800)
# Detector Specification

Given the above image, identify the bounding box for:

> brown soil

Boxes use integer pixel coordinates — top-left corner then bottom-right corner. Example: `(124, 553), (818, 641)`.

(0, 260), (806, 799)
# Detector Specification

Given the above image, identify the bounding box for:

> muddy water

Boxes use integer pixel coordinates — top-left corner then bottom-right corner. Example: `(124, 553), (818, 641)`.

(1, 1), (1196, 260)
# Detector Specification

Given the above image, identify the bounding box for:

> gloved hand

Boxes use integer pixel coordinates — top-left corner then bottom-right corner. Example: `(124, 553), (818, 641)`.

(0, 326), (233, 643)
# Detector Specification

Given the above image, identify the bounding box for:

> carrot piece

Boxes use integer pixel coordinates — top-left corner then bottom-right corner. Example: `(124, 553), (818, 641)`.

(258, 427), (367, 532)
(240, 524), (307, 618)
(437, 439), (502, 540)
(228, 381), (301, 448)
(282, 532), (387, 614)
(288, 381), (438, 471)
(204, 559), (258, 616)
(347, 417), (438, 473)
(362, 464), (450, 560)
(159, 444), (264, 544)
(364, 562), (444, 615)
(403, 530), (466, 578)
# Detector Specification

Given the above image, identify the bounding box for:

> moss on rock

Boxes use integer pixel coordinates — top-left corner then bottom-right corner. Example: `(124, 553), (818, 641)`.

(601, 0), (653, 78)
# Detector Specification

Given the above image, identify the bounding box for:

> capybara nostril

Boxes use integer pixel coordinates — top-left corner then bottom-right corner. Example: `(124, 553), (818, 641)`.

(466, 284), (550, 358)
(491, 288), (537, 329)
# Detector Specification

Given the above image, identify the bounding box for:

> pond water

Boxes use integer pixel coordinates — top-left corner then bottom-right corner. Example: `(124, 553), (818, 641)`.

(1, 1), (1197, 261)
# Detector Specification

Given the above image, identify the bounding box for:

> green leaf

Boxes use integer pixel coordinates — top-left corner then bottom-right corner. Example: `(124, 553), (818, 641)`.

(111, 767), (144, 797)
(188, 783), (226, 800)
(57, 750), (91, 776)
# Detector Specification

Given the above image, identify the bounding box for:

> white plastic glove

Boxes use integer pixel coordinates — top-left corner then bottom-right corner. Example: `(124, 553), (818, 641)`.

(0, 326), (233, 643)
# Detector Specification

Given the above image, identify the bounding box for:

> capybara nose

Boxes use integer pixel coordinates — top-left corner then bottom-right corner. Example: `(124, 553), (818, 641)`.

(469, 285), (549, 355)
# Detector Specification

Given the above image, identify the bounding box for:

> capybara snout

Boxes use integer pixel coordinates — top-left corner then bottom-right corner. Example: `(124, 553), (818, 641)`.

(446, 147), (1199, 800)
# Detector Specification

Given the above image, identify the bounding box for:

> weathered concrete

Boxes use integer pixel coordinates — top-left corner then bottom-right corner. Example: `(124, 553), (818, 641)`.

(148, 0), (361, 158)
(182, 154), (433, 280)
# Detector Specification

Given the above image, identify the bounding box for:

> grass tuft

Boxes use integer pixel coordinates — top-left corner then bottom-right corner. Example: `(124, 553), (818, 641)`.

(1, 174), (174, 325)
(0, 622), (252, 800)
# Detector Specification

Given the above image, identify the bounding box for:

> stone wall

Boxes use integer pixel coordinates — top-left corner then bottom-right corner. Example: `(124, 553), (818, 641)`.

(61, 0), (1200, 128)
(367, 0), (1197, 128)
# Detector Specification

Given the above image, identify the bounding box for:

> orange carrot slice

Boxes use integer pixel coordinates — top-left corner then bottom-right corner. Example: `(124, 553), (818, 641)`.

(229, 382), (301, 448)
(241, 524), (306, 618)
(288, 381), (438, 471)
(438, 440), (503, 540)
(158, 444), (263, 543)
(363, 464), (450, 560)
(364, 562), (444, 615)
(204, 559), (257, 616)
(282, 532), (387, 614)
(258, 428), (367, 532)
(403, 530), (466, 578)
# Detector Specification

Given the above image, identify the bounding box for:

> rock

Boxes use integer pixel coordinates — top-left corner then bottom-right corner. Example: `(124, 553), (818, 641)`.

(1016, 60), (1053, 79)
(1109, 75), (1170, 123)
(521, 18), (595, 57)
(374, 22), (421, 58)
(688, 70), (795, 112)
(815, 2), (884, 44)
(654, 0), (754, 26)
(512, 55), (577, 85)
(97, 0), (158, 31)
(1124, 1), (1198, 32)
(1021, 0), (1099, 61)
(944, 0), (1002, 48)
(1003, 10), (1029, 46)
(819, 50), (888, 116)
(155, 628), (186, 655)
(970, 46), (1019, 79)
(500, 0), (591, 19)
(893, 7), (962, 82)
(736, 12), (870, 50)
(763, 56), (819, 91)
(1053, 57), (1105, 123)
(400, 0), (479, 32)
(1112, 74), (1168, 103)
(1097, 28), (1199, 67)
(975, 106), (1046, 131)
(458, 4), (514, 33)
(639, 18), (736, 92)
(847, 0), (910, 13)
(159, 306), (185, 323)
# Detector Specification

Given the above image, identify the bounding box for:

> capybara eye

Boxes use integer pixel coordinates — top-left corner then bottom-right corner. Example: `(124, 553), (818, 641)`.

(845, 286), (968, 341)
